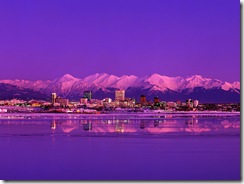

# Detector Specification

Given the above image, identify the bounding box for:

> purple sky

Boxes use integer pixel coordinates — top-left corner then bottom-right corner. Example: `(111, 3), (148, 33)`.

(0, 0), (240, 82)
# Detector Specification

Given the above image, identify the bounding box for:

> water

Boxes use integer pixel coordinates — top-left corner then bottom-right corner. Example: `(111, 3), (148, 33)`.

(0, 113), (240, 180)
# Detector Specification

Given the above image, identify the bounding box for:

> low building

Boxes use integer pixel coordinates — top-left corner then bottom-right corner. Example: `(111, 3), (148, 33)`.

(167, 102), (176, 108)
(80, 98), (88, 105)
(103, 98), (112, 103)
(56, 97), (69, 106)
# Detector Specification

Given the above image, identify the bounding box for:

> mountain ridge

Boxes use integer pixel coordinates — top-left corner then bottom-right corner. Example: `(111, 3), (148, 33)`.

(0, 73), (240, 103)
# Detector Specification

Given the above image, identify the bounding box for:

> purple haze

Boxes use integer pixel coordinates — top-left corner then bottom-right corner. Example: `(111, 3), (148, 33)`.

(0, 0), (240, 82)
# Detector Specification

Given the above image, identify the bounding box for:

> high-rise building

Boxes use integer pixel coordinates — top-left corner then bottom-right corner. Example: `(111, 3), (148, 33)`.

(115, 90), (125, 101)
(154, 97), (160, 103)
(154, 97), (160, 107)
(193, 100), (199, 107)
(186, 99), (193, 108)
(140, 95), (147, 104)
(51, 93), (57, 104)
(84, 91), (92, 101)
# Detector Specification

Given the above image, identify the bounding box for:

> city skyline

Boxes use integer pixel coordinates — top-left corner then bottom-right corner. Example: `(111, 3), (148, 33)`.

(0, 0), (240, 83)
(0, 1), (240, 180)
(0, 72), (240, 103)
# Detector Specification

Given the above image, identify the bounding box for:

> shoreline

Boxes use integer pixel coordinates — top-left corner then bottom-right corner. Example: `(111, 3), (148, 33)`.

(0, 111), (240, 119)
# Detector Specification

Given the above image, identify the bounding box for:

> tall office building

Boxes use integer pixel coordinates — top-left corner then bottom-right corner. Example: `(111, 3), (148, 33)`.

(154, 97), (160, 107)
(51, 93), (57, 104)
(140, 95), (147, 104)
(154, 97), (160, 103)
(186, 99), (193, 108)
(84, 91), (92, 101)
(193, 100), (199, 107)
(115, 90), (125, 101)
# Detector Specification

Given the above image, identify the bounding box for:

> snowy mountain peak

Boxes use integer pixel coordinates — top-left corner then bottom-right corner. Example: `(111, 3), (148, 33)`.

(232, 81), (240, 90)
(84, 73), (119, 86)
(149, 73), (161, 78)
(186, 75), (205, 81)
(184, 75), (224, 90)
(112, 75), (139, 89)
(221, 82), (233, 91)
(56, 74), (79, 82)
(144, 74), (184, 91)
(0, 73), (240, 99)
(61, 74), (75, 79)
(121, 74), (138, 78)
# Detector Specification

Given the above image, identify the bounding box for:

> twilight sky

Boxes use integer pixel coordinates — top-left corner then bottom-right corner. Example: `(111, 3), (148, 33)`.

(0, 0), (240, 82)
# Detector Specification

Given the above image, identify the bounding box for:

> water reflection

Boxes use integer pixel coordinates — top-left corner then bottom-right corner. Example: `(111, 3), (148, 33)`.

(154, 120), (160, 127)
(115, 121), (124, 133)
(51, 120), (56, 130)
(83, 120), (92, 131)
(140, 120), (146, 129)
(59, 119), (80, 133)
(46, 116), (240, 136)
(185, 118), (198, 125)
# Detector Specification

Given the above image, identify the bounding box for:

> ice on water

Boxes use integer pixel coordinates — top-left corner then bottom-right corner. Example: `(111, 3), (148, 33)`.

(0, 112), (240, 137)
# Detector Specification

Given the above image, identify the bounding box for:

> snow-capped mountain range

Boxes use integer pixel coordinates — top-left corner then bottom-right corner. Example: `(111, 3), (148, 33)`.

(0, 73), (240, 103)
